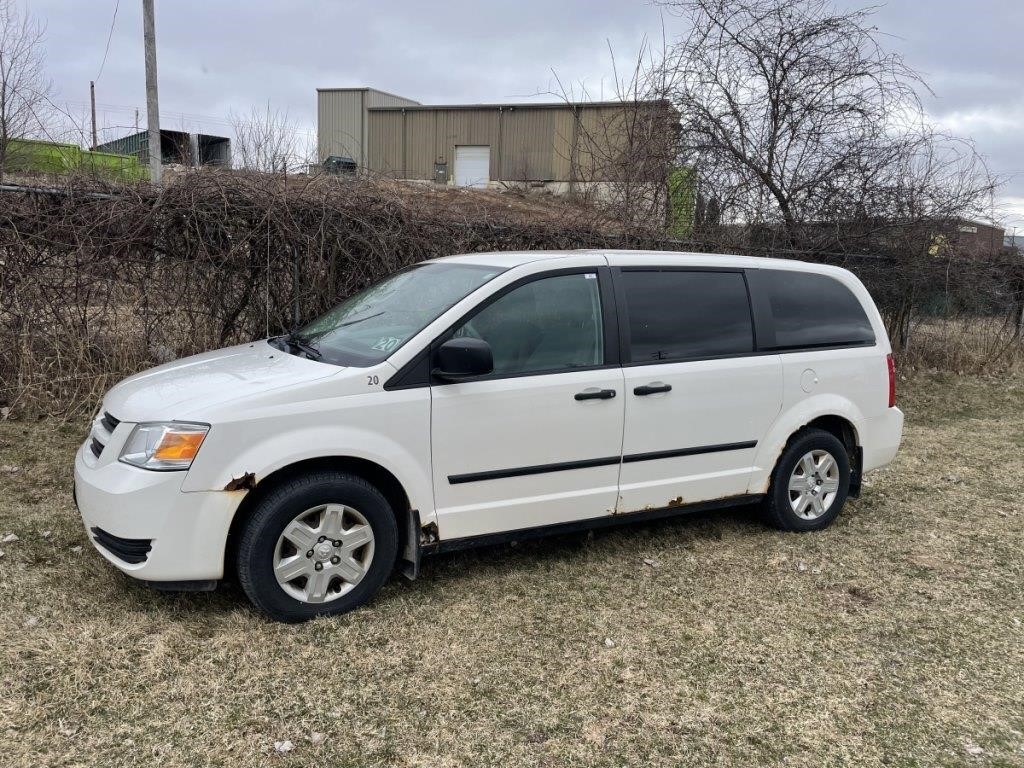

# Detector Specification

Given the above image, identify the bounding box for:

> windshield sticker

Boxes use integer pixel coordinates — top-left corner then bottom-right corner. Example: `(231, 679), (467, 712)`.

(371, 336), (402, 353)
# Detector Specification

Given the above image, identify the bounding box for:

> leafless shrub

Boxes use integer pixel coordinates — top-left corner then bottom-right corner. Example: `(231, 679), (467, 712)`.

(0, 172), (656, 416)
(229, 103), (315, 174)
(900, 317), (1023, 376)
(550, 40), (681, 236)
(2, 170), (1019, 418)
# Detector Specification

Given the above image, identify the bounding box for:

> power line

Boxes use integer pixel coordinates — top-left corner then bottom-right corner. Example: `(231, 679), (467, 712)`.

(62, 100), (316, 138)
(95, 0), (121, 82)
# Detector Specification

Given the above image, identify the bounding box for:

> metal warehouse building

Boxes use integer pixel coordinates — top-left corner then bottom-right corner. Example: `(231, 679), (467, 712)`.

(96, 129), (231, 168)
(316, 86), (674, 195)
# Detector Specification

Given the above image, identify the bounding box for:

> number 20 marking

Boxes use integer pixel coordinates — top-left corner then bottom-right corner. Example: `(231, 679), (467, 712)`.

(367, 375), (379, 386)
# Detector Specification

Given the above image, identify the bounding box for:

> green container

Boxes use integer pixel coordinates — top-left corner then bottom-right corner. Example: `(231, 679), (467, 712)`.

(3, 137), (148, 181)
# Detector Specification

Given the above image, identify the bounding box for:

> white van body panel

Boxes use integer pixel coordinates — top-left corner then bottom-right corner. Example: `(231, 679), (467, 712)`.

(103, 341), (339, 423)
(176, 363), (434, 512)
(431, 367), (625, 539)
(74, 441), (237, 580)
(73, 249), (905, 588)
(618, 355), (783, 512)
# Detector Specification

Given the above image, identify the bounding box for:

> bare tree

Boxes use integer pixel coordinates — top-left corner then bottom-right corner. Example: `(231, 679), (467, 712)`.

(658, 0), (1002, 353)
(659, 0), (934, 241)
(0, 0), (53, 180)
(229, 103), (312, 174)
(551, 39), (683, 235)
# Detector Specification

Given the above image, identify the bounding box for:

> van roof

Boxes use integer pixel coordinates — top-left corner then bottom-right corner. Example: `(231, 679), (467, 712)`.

(433, 249), (842, 273)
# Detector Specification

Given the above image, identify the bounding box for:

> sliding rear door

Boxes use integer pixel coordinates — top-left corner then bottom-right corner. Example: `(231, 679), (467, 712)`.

(614, 267), (782, 513)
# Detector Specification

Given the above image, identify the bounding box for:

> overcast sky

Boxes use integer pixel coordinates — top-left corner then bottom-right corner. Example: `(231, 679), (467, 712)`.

(29, 0), (1024, 230)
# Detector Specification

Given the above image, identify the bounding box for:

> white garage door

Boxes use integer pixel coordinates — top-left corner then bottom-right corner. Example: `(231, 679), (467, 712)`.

(454, 145), (490, 188)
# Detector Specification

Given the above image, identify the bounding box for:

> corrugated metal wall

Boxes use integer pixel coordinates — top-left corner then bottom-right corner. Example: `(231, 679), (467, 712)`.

(95, 131), (147, 161)
(365, 104), (633, 183)
(365, 90), (419, 109)
(318, 88), (419, 165)
(317, 90), (366, 165)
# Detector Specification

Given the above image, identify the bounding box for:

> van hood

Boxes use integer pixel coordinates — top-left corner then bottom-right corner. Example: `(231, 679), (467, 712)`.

(103, 341), (340, 422)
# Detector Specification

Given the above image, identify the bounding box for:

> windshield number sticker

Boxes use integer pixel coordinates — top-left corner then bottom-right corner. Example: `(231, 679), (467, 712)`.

(371, 336), (401, 353)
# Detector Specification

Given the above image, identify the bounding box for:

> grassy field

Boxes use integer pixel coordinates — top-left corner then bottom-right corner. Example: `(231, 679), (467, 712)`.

(1, 373), (1022, 767)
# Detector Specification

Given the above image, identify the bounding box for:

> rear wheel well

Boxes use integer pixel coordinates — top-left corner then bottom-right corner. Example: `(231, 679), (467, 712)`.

(805, 415), (858, 449)
(223, 457), (411, 580)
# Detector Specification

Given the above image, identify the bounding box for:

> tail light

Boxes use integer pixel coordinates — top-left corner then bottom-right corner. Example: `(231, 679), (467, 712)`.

(886, 353), (896, 408)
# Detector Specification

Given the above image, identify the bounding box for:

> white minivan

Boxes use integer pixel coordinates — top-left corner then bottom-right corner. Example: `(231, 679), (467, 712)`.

(74, 250), (903, 622)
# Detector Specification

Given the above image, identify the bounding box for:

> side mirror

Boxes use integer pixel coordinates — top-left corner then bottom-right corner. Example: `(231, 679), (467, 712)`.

(432, 337), (493, 382)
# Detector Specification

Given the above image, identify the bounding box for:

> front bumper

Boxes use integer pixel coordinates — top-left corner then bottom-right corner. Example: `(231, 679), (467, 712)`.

(74, 440), (243, 582)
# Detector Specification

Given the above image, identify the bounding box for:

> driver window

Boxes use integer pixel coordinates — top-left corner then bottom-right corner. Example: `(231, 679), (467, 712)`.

(453, 273), (604, 376)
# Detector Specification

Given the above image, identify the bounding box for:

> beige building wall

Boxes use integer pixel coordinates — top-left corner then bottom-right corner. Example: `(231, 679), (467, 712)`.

(317, 86), (673, 189)
(363, 102), (640, 185)
(317, 88), (420, 166)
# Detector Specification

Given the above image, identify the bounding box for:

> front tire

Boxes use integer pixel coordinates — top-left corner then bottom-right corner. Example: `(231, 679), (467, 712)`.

(761, 428), (850, 532)
(236, 471), (398, 622)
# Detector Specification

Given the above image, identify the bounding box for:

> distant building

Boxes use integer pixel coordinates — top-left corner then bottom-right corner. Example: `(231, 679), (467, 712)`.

(949, 220), (1007, 259)
(919, 219), (1022, 260)
(96, 129), (231, 168)
(315, 86), (678, 197)
(316, 87), (420, 171)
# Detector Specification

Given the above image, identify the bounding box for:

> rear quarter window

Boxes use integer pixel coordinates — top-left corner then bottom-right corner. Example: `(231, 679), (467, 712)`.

(761, 269), (875, 349)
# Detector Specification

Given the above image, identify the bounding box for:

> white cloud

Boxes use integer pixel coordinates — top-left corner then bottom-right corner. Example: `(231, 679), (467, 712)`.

(933, 107), (1023, 135)
(996, 196), (1024, 231)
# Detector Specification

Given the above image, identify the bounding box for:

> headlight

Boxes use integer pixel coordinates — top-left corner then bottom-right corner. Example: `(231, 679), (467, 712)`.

(119, 422), (210, 471)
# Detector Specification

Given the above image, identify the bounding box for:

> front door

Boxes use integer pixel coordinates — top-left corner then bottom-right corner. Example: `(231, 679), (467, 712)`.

(430, 269), (624, 540)
(613, 267), (783, 513)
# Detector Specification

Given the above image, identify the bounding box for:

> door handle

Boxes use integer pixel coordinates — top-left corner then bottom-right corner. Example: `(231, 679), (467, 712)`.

(633, 383), (672, 396)
(574, 388), (616, 401)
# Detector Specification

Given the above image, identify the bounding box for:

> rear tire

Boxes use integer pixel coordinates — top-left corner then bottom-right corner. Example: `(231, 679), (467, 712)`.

(236, 471), (398, 623)
(761, 428), (850, 532)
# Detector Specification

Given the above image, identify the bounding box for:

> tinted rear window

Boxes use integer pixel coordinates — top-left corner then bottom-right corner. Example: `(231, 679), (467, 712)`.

(762, 270), (875, 349)
(620, 270), (754, 362)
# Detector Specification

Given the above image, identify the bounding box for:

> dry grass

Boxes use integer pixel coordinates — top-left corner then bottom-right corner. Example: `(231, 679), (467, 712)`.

(1, 373), (1022, 767)
(902, 317), (1024, 376)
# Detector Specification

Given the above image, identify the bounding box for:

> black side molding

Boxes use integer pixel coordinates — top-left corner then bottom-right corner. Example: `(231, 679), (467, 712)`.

(449, 455), (621, 484)
(447, 440), (758, 484)
(622, 441), (757, 464)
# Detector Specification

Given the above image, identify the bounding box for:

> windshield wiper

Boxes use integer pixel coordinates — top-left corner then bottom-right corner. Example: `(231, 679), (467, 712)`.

(280, 331), (321, 359)
(336, 310), (384, 328)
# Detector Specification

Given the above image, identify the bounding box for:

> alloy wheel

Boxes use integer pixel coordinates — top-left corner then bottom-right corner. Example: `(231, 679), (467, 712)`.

(273, 504), (375, 603)
(787, 449), (841, 520)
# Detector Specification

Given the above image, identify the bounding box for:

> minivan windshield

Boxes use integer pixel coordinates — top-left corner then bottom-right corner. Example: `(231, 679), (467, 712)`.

(276, 262), (505, 367)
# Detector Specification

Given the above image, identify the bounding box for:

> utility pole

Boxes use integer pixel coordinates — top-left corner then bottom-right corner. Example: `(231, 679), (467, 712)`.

(134, 108), (139, 132)
(89, 81), (98, 149)
(142, 0), (162, 184)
